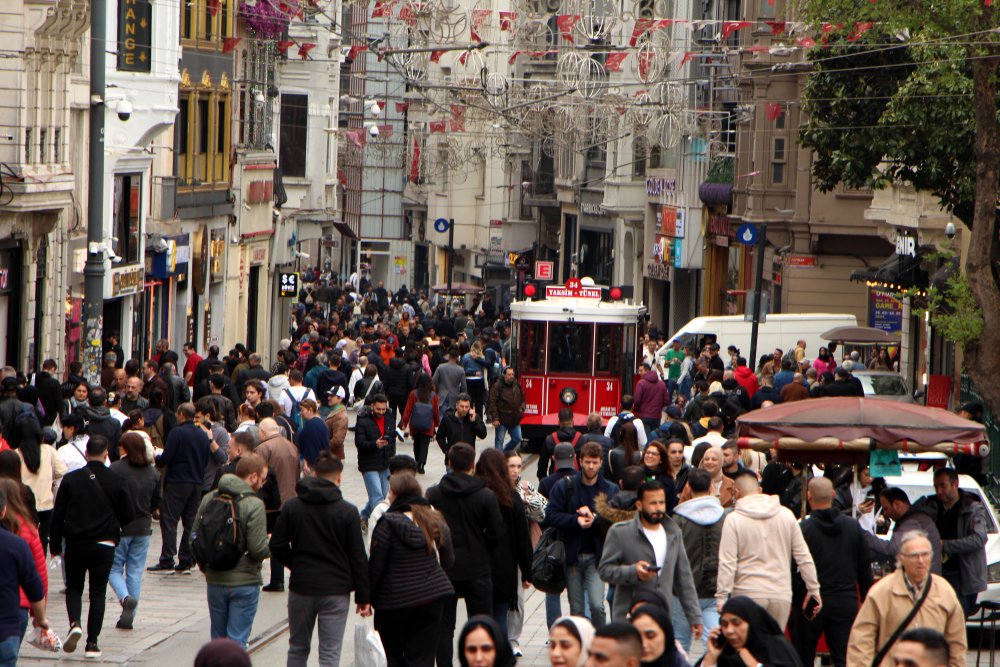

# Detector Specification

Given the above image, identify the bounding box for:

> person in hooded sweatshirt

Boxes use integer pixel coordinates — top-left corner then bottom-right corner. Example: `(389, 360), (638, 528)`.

(789, 477), (872, 667)
(77, 388), (122, 461)
(715, 472), (821, 631)
(632, 363), (669, 436)
(671, 469), (728, 652)
(269, 450), (371, 667)
(426, 442), (504, 667)
(732, 358), (758, 399)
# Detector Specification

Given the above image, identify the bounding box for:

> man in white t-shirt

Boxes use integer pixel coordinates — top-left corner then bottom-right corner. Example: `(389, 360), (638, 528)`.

(278, 369), (316, 418)
(597, 480), (702, 630)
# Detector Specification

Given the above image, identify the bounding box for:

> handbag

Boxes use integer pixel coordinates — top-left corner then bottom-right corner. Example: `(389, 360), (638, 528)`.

(870, 574), (933, 667)
(353, 621), (387, 667)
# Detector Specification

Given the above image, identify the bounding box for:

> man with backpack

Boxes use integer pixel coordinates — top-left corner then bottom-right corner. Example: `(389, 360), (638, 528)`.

(538, 408), (581, 481)
(190, 454), (270, 649)
(603, 396), (647, 448)
(487, 366), (525, 452)
(279, 370), (316, 433)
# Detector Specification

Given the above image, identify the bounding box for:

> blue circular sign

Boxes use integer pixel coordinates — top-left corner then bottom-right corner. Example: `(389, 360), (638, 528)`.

(736, 223), (758, 246)
(434, 217), (450, 233)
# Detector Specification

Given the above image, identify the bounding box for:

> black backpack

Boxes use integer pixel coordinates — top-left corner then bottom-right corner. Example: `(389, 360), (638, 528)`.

(531, 527), (567, 594)
(608, 412), (635, 446)
(191, 491), (253, 572)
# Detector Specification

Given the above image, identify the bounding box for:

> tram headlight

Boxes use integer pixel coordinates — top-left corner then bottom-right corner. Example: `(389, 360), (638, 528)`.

(560, 387), (578, 406)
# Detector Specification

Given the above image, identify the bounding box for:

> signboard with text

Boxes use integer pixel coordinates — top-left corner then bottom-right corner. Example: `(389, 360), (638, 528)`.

(545, 285), (602, 299)
(118, 0), (152, 72)
(869, 289), (903, 333)
(535, 261), (554, 281)
(278, 272), (299, 297)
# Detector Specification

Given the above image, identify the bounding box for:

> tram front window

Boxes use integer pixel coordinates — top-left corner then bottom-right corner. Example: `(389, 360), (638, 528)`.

(548, 323), (593, 374)
(595, 324), (624, 374)
(518, 321), (545, 373)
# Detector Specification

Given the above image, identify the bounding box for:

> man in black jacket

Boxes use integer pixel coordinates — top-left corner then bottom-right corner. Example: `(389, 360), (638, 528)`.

(539, 408), (579, 481)
(270, 451), (371, 666)
(150, 403), (214, 573)
(35, 358), (62, 426)
(435, 393), (487, 459)
(77, 388), (122, 459)
(790, 477), (873, 667)
(383, 348), (412, 423)
(426, 443), (504, 667)
(354, 394), (398, 524)
(50, 435), (135, 657)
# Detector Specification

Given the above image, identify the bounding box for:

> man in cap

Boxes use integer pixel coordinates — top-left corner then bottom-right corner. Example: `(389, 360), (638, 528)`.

(325, 386), (349, 460)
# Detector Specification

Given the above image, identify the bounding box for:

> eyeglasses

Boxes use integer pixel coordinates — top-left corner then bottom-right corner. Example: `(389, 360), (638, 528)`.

(900, 551), (932, 560)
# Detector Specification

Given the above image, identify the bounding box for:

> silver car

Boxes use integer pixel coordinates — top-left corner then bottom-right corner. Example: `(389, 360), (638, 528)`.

(853, 370), (920, 403)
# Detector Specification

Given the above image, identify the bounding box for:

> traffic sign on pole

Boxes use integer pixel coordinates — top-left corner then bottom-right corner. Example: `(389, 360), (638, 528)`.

(434, 217), (450, 233)
(736, 223), (758, 246)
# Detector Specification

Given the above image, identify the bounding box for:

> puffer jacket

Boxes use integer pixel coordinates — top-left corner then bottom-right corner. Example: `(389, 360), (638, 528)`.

(369, 505), (454, 610)
(672, 495), (727, 598)
(914, 490), (989, 594)
(192, 473), (269, 586)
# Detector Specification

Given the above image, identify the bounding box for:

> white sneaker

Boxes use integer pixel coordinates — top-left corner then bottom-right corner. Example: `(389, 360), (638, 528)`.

(63, 625), (82, 653)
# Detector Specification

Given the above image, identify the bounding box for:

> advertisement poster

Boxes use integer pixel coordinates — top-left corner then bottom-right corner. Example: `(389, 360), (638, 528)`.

(869, 289), (903, 333)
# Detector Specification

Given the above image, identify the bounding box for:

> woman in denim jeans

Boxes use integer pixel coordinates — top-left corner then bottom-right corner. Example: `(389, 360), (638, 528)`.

(108, 433), (161, 629)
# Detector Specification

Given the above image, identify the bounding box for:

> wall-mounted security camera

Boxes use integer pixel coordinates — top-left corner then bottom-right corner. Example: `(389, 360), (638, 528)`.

(254, 92), (266, 109)
(944, 222), (956, 240)
(116, 99), (133, 121)
(368, 124), (380, 138)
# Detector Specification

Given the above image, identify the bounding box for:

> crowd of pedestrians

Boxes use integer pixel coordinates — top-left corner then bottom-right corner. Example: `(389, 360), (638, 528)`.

(0, 278), (989, 667)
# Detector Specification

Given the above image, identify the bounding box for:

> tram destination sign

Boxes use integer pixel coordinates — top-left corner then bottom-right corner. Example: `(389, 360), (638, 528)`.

(545, 285), (602, 299)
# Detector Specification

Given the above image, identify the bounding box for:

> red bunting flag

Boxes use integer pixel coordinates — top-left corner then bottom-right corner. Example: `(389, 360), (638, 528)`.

(298, 43), (316, 59)
(377, 125), (393, 138)
(764, 20), (786, 35)
(337, 169), (347, 186)
(458, 51), (469, 65)
(679, 51), (697, 66)
(637, 51), (653, 78)
(208, 0), (220, 16)
(346, 45), (368, 60)
(396, 102), (409, 113)
(765, 102), (783, 121)
(222, 37), (242, 53)
(471, 9), (491, 41)
(409, 138), (421, 182)
(429, 121), (446, 133)
(430, 50), (446, 63)
(450, 105), (466, 132)
(629, 18), (655, 47)
(556, 15), (581, 43)
(604, 51), (629, 72)
(372, 1), (394, 17)
(499, 11), (517, 31)
(277, 40), (296, 52)
(721, 21), (753, 39)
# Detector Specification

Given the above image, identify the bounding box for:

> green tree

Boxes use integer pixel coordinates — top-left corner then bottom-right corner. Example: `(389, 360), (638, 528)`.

(796, 1), (1000, 417)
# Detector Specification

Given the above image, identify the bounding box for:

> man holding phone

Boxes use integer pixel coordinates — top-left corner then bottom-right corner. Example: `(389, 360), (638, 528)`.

(354, 394), (398, 528)
(598, 480), (703, 638)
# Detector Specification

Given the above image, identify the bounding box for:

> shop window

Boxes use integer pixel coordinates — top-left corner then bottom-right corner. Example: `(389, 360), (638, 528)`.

(177, 88), (231, 189)
(578, 227), (613, 285)
(279, 93), (308, 177)
(771, 136), (786, 185)
(177, 95), (190, 183)
(180, 0), (234, 46)
(113, 173), (142, 265)
(518, 321), (546, 373)
(634, 137), (648, 177)
(549, 323), (593, 374)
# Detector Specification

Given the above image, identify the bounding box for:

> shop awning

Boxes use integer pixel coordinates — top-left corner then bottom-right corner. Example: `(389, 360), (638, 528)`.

(849, 249), (929, 291)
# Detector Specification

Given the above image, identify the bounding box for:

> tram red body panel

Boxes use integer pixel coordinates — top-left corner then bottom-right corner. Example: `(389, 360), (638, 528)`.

(546, 377), (592, 417)
(522, 375), (545, 417)
(592, 378), (622, 419)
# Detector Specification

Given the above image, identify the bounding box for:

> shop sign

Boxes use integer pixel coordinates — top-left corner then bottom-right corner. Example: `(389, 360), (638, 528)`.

(661, 206), (678, 237)
(278, 272), (299, 297)
(209, 231), (225, 283)
(251, 246), (267, 265)
(246, 180), (274, 205)
(645, 176), (677, 196)
(545, 284), (602, 299)
(580, 202), (606, 216)
(394, 256), (407, 275)
(111, 265), (144, 297)
(869, 289), (903, 333)
(707, 213), (734, 238)
(646, 261), (671, 281)
(203, 304), (212, 351)
(535, 261), (554, 281)
(117, 0), (152, 73)
(895, 233), (916, 258)
(926, 375), (952, 410)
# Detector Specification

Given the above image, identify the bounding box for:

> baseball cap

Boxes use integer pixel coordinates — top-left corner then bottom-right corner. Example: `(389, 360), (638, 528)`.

(666, 405), (682, 420)
(553, 443), (576, 467)
(1, 377), (17, 392)
(328, 386), (347, 400)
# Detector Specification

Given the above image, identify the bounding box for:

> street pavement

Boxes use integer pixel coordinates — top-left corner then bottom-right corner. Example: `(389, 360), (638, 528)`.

(15, 417), (996, 665)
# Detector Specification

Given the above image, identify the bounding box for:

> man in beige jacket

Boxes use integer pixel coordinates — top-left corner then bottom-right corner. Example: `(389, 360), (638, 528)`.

(715, 471), (822, 629)
(848, 531), (966, 667)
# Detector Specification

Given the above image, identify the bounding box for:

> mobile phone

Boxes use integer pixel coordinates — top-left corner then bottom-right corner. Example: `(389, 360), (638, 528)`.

(712, 634), (727, 649)
(865, 492), (876, 503)
(645, 565), (661, 573)
(804, 597), (820, 619)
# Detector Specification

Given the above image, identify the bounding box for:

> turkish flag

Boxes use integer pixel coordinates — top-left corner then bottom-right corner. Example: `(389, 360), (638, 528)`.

(556, 15), (581, 43)
(604, 52), (629, 72)
(409, 138), (421, 182)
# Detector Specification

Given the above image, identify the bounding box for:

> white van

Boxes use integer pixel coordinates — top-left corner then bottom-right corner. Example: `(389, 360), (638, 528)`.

(657, 313), (858, 363)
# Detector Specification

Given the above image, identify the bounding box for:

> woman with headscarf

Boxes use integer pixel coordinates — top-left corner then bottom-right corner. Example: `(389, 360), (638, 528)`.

(549, 615), (595, 667)
(697, 597), (803, 667)
(459, 615), (516, 667)
(630, 604), (689, 667)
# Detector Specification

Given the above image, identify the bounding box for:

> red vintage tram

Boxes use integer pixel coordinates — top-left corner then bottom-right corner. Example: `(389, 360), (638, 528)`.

(509, 281), (647, 443)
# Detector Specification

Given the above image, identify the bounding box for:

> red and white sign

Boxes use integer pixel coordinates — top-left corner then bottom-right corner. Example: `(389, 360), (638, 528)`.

(535, 260), (554, 281)
(786, 255), (818, 268)
(546, 285), (602, 299)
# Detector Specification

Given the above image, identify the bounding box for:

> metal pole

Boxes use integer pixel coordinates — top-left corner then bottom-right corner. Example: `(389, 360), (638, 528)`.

(83, 0), (106, 386)
(446, 218), (454, 299)
(748, 224), (767, 369)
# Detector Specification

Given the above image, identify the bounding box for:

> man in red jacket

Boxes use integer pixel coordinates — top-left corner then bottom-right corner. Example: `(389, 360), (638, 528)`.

(733, 357), (759, 398)
(632, 363), (668, 435)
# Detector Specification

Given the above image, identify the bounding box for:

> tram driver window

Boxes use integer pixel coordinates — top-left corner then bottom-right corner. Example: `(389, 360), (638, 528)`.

(595, 324), (623, 374)
(548, 323), (593, 374)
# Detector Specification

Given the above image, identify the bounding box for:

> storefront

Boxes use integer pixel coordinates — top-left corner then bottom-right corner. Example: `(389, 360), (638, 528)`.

(701, 210), (749, 315)
(0, 242), (23, 367)
(577, 198), (614, 285)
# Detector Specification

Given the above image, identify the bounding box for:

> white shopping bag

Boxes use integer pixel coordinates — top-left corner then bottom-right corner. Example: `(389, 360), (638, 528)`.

(354, 622), (387, 667)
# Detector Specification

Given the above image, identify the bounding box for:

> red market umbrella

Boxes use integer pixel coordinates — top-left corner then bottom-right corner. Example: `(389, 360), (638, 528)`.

(735, 398), (988, 462)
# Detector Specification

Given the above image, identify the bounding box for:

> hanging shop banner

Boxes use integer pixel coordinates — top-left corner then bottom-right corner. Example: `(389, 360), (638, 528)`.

(118, 0), (152, 72)
(869, 289), (903, 333)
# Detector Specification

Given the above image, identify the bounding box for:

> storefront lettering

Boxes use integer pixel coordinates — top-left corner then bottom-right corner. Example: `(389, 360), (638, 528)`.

(247, 181), (274, 205)
(646, 262), (671, 281)
(117, 0), (152, 73)
(111, 266), (144, 297)
(708, 213), (734, 238)
(895, 234), (916, 258)
(580, 202), (606, 216)
(646, 177), (676, 196)
(251, 246), (267, 265)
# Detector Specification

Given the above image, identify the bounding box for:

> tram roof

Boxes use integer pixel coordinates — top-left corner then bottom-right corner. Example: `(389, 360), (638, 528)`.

(510, 296), (646, 323)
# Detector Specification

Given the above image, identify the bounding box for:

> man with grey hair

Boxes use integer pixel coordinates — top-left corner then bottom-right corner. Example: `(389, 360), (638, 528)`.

(848, 531), (966, 667)
(237, 353), (271, 399)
